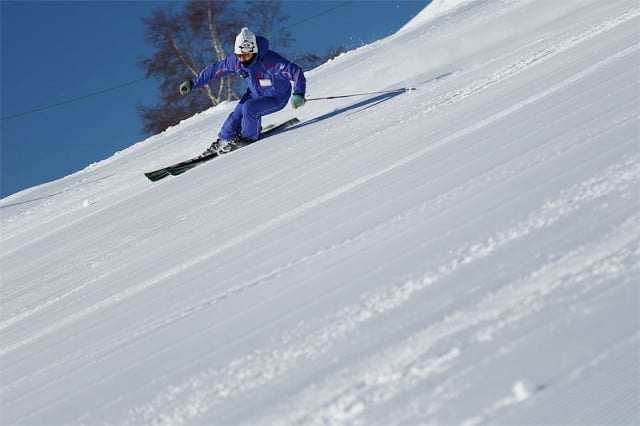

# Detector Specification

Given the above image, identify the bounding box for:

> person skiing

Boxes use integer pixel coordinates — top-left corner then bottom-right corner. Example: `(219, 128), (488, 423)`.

(178, 27), (307, 156)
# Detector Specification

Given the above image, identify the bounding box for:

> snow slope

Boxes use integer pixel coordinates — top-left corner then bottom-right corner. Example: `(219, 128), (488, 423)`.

(1, 0), (639, 424)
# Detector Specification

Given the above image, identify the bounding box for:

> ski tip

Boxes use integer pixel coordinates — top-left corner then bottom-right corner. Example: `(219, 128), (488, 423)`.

(144, 170), (170, 182)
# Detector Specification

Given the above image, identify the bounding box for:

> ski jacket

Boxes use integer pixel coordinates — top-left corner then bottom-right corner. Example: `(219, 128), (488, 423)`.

(190, 36), (306, 101)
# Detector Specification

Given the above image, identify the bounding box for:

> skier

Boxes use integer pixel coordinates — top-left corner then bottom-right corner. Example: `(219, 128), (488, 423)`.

(178, 27), (307, 156)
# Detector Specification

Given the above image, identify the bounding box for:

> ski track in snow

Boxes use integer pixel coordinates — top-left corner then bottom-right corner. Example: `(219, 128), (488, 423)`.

(122, 153), (639, 426)
(274, 220), (640, 426)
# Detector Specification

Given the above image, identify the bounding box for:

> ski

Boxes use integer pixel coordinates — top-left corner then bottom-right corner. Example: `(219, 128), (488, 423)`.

(144, 117), (299, 182)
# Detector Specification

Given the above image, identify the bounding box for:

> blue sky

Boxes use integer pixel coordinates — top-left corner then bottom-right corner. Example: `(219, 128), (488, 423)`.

(0, 1), (428, 198)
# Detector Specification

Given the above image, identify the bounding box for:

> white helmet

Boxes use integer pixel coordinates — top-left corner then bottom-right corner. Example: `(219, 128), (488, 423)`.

(234, 27), (258, 54)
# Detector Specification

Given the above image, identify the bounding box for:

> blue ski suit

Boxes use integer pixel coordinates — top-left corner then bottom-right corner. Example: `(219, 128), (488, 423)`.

(190, 36), (306, 141)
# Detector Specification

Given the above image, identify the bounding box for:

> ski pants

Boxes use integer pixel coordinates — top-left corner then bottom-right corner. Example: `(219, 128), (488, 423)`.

(219, 92), (289, 141)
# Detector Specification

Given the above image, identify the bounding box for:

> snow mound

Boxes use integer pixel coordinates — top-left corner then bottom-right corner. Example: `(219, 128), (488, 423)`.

(399, 0), (478, 32)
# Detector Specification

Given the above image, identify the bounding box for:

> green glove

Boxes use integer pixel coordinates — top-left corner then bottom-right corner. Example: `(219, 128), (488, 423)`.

(291, 93), (305, 109)
(179, 80), (193, 95)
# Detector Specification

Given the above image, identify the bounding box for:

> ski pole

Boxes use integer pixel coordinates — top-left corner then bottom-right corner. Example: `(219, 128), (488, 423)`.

(305, 87), (416, 101)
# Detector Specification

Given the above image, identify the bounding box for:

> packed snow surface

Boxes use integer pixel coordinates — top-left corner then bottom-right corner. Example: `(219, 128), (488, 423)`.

(1, 0), (639, 424)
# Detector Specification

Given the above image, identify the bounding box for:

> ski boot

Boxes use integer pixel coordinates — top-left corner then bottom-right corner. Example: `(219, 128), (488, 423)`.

(200, 139), (232, 157)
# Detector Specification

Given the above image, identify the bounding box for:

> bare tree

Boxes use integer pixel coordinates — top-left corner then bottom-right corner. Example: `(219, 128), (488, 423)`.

(138, 0), (292, 135)
(293, 45), (348, 71)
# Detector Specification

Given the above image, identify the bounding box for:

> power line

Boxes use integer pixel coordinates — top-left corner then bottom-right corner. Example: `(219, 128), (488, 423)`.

(286, 1), (352, 29)
(1, 77), (149, 121)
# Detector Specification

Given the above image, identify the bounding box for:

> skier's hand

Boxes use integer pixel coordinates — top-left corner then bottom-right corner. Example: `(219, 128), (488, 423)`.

(291, 93), (306, 109)
(179, 80), (193, 95)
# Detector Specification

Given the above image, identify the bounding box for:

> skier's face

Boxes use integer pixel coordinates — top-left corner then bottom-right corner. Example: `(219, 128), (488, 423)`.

(236, 53), (254, 63)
